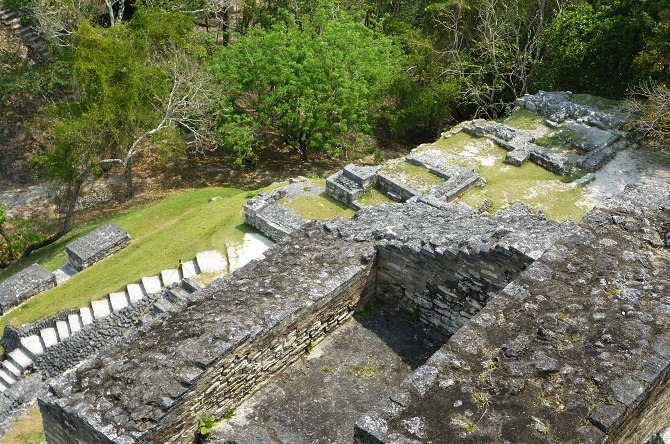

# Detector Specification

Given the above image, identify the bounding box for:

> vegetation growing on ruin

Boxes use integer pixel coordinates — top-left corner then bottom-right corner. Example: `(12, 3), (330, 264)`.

(2, 407), (44, 444)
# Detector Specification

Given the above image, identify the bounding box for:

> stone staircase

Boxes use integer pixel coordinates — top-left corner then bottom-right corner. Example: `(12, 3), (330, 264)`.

(0, 1), (51, 63)
(0, 251), (227, 392)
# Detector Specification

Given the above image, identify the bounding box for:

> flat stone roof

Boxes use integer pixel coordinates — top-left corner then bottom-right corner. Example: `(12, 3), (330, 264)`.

(65, 222), (130, 270)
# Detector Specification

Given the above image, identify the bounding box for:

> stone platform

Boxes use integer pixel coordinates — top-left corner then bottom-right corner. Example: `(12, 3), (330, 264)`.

(0, 264), (56, 314)
(65, 222), (130, 271)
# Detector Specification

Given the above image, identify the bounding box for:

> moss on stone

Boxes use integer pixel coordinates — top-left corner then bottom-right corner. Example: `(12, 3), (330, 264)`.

(356, 187), (395, 207)
(283, 194), (355, 220)
(504, 108), (545, 131)
(381, 160), (444, 194)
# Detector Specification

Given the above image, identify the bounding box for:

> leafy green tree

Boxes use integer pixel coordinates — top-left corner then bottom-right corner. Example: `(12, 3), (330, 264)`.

(213, 5), (402, 161)
(534, 0), (670, 98)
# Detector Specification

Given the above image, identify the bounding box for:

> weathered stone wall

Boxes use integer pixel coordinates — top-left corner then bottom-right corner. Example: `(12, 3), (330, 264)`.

(376, 241), (529, 335)
(0, 264), (56, 314)
(243, 190), (308, 241)
(377, 173), (420, 202)
(39, 224), (378, 443)
(354, 182), (670, 443)
(65, 223), (130, 271)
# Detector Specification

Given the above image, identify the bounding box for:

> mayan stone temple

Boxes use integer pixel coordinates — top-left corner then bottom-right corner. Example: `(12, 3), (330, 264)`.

(0, 91), (666, 443)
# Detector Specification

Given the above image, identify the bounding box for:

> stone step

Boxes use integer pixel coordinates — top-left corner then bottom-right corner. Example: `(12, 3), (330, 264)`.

(3, 17), (19, 26)
(165, 286), (187, 304)
(141, 276), (162, 296)
(149, 299), (173, 316)
(0, 10), (17, 20)
(79, 307), (94, 326)
(19, 27), (33, 36)
(160, 269), (181, 287)
(8, 21), (20, 30)
(126, 283), (145, 304)
(68, 313), (83, 335)
(0, 378), (10, 392)
(2, 359), (22, 378)
(56, 320), (70, 341)
(8, 348), (33, 372)
(90, 298), (112, 319)
(40, 327), (59, 348)
(181, 277), (204, 293)
(109, 291), (130, 312)
(20, 334), (45, 358)
(0, 368), (17, 386)
(180, 260), (199, 279)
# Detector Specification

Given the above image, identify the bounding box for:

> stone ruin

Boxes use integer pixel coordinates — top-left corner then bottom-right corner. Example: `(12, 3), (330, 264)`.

(0, 264), (56, 315)
(65, 222), (131, 271)
(324, 91), (629, 214)
(34, 173), (670, 443)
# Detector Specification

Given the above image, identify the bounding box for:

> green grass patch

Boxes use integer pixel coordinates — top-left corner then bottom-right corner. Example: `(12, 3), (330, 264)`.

(535, 127), (584, 151)
(282, 193), (355, 220)
(504, 108), (546, 130)
(0, 187), (252, 336)
(2, 407), (45, 444)
(354, 299), (385, 321)
(457, 160), (589, 222)
(571, 94), (622, 112)
(356, 187), (395, 207)
(381, 160), (443, 193)
(425, 131), (589, 222)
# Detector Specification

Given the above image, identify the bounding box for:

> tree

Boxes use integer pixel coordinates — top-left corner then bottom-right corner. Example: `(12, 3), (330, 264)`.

(533, 0), (670, 98)
(213, 5), (402, 162)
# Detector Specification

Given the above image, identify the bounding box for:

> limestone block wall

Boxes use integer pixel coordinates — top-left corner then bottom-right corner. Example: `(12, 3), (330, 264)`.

(376, 241), (529, 335)
(65, 223), (130, 271)
(377, 174), (420, 202)
(243, 190), (308, 241)
(0, 264), (56, 314)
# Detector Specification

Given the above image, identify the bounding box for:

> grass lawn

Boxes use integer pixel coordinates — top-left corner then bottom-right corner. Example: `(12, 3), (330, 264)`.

(0, 187), (252, 337)
(357, 187), (396, 207)
(2, 408), (45, 444)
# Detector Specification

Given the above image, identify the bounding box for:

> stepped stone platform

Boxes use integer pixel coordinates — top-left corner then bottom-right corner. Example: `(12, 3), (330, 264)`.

(0, 264), (56, 314)
(65, 223), (131, 271)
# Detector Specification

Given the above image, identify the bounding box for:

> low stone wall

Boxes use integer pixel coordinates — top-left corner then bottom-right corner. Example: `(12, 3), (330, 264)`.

(0, 264), (56, 314)
(65, 223), (130, 271)
(377, 173), (421, 202)
(243, 190), (308, 241)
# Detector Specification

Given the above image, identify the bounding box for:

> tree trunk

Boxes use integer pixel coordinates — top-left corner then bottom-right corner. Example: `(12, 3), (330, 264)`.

(19, 168), (88, 258)
(124, 157), (133, 199)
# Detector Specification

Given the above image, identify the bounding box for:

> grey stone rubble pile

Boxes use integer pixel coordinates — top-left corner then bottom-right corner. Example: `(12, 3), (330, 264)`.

(0, 250), (227, 393)
(243, 189), (309, 241)
(65, 222), (131, 272)
(0, 1), (50, 63)
(0, 264), (56, 315)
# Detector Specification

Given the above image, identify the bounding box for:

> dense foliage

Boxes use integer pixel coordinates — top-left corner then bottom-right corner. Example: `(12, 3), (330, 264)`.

(1, 0), (669, 259)
(213, 7), (401, 161)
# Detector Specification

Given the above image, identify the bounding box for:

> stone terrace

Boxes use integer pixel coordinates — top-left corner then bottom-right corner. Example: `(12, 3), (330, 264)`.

(39, 195), (561, 443)
(355, 182), (670, 443)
